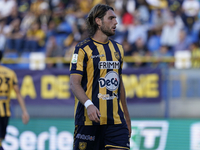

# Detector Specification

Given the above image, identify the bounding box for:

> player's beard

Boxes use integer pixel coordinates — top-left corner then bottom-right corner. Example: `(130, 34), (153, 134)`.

(100, 22), (115, 37)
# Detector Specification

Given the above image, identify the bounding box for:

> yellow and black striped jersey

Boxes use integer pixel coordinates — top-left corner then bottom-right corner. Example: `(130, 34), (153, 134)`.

(0, 65), (18, 117)
(70, 37), (126, 126)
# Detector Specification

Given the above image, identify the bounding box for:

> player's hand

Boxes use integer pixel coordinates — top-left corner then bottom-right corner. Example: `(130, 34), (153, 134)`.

(87, 105), (101, 123)
(22, 111), (30, 124)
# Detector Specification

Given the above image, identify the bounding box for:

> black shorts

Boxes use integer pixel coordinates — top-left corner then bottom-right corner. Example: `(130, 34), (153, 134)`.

(0, 117), (9, 139)
(73, 123), (130, 150)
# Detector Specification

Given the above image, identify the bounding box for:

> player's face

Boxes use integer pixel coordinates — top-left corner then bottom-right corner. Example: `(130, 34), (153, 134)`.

(100, 10), (118, 37)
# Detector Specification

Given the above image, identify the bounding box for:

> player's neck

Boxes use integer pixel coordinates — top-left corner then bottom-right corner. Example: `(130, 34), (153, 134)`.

(92, 30), (109, 43)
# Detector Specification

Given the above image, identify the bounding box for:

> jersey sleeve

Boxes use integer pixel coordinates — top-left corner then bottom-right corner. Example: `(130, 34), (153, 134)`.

(70, 46), (87, 75)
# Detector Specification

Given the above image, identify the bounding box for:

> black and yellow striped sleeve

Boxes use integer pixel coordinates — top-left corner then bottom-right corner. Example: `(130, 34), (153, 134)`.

(70, 47), (88, 76)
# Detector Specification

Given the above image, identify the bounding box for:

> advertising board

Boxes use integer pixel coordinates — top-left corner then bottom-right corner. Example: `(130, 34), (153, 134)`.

(10, 68), (162, 105)
(2, 119), (199, 150)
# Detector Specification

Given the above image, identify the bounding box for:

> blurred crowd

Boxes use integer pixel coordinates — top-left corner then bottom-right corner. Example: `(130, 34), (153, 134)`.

(1, 0), (200, 69)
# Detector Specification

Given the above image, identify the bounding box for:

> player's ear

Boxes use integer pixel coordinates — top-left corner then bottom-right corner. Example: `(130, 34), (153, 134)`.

(95, 17), (102, 26)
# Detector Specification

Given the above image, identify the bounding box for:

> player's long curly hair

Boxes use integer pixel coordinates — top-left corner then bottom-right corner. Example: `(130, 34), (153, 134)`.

(86, 4), (114, 37)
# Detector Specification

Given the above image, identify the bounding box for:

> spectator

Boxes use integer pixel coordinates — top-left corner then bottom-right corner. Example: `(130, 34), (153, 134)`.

(38, 1), (52, 32)
(122, 11), (134, 27)
(0, 19), (6, 52)
(146, 0), (168, 10)
(168, 0), (183, 15)
(150, 8), (171, 31)
(46, 19), (57, 39)
(152, 45), (173, 68)
(0, 0), (17, 20)
(20, 11), (37, 32)
(131, 37), (150, 67)
(123, 38), (134, 56)
(121, 38), (134, 68)
(17, 0), (31, 18)
(147, 29), (161, 53)
(78, 0), (104, 14)
(189, 42), (200, 68)
(173, 29), (191, 53)
(54, 16), (73, 47)
(45, 35), (64, 68)
(132, 37), (149, 55)
(66, 0), (104, 20)
(114, 0), (124, 11)
(111, 7), (126, 43)
(6, 6), (22, 25)
(74, 17), (88, 41)
(30, 0), (45, 17)
(50, 0), (66, 12)
(24, 21), (45, 52)
(5, 18), (24, 54)
(135, 0), (150, 24)
(127, 18), (148, 44)
(160, 17), (182, 51)
(181, 0), (200, 32)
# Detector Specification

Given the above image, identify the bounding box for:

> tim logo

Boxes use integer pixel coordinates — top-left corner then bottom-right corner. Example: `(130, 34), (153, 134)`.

(98, 71), (119, 91)
(130, 121), (168, 150)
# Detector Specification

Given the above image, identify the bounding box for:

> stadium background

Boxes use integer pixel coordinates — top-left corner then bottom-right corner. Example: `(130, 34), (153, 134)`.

(1, 0), (200, 149)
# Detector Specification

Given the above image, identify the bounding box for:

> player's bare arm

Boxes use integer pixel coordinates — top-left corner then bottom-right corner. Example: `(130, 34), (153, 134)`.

(70, 74), (101, 123)
(13, 84), (29, 124)
(120, 76), (131, 137)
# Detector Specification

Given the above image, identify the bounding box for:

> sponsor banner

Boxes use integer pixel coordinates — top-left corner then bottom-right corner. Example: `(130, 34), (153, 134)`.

(11, 69), (74, 105)
(122, 68), (162, 103)
(3, 118), (200, 150)
(10, 68), (162, 105)
(3, 119), (74, 150)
